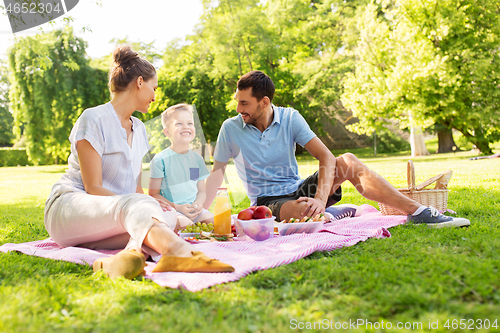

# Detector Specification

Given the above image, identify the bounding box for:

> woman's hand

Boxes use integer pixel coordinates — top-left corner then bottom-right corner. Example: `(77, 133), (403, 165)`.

(155, 197), (173, 212)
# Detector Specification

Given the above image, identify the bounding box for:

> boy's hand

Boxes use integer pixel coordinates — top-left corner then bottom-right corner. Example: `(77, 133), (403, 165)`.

(191, 202), (203, 216)
(177, 203), (202, 220)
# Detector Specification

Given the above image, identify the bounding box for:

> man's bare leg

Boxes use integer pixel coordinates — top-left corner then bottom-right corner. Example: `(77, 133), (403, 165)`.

(331, 153), (420, 214)
(279, 153), (420, 221)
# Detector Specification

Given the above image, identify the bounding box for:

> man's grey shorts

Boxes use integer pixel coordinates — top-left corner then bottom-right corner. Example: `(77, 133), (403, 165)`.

(256, 171), (342, 221)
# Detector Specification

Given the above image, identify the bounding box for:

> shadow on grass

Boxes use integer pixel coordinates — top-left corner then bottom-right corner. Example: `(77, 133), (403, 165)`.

(297, 148), (483, 165)
(39, 169), (68, 174)
(363, 153), (484, 164)
(27, 165), (68, 173)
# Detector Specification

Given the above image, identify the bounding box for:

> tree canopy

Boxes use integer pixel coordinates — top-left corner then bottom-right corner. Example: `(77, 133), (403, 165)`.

(0, 60), (14, 146)
(4, 0), (500, 163)
(8, 27), (108, 164)
(342, 0), (500, 154)
(149, 0), (367, 138)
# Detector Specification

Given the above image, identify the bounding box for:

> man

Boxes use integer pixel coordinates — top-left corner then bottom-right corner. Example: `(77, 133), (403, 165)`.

(470, 152), (500, 160)
(204, 71), (470, 228)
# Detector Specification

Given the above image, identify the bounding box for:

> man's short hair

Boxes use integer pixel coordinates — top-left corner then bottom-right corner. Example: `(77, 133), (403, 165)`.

(161, 103), (193, 129)
(237, 71), (275, 102)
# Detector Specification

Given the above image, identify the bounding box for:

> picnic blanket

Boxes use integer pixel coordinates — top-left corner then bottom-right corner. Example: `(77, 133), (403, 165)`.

(0, 205), (406, 292)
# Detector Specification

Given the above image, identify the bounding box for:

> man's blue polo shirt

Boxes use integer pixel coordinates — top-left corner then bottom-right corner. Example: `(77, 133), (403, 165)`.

(214, 105), (316, 205)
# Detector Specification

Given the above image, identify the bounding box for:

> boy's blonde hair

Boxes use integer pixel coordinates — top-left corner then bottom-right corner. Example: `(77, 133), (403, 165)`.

(161, 103), (194, 129)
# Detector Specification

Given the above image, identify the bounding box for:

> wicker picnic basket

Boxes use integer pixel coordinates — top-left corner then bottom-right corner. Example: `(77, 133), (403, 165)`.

(378, 160), (452, 215)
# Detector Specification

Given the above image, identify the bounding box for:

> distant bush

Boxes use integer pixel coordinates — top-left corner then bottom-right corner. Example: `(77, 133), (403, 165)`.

(370, 130), (411, 153)
(0, 148), (31, 167)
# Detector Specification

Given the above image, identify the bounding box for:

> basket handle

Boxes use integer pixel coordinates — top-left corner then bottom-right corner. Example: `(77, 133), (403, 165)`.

(407, 160), (416, 192)
(415, 169), (453, 190)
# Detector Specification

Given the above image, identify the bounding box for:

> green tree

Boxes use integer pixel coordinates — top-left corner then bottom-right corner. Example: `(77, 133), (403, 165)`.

(8, 27), (108, 164)
(133, 0), (371, 154)
(109, 37), (163, 65)
(342, 0), (500, 154)
(266, 0), (369, 134)
(196, 0), (369, 137)
(146, 0), (281, 149)
(155, 0), (364, 142)
(0, 60), (14, 146)
(142, 37), (232, 156)
(197, 0), (297, 106)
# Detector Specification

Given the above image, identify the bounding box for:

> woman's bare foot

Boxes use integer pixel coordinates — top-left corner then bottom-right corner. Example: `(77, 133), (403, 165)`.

(144, 219), (198, 258)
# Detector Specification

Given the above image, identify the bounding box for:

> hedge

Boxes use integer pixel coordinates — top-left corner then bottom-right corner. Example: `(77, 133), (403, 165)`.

(0, 148), (32, 167)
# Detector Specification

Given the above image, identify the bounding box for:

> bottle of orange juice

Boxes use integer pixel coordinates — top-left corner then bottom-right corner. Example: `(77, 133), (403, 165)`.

(213, 187), (232, 236)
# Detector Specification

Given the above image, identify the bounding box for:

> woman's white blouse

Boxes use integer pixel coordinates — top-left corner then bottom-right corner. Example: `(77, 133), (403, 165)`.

(47, 102), (150, 202)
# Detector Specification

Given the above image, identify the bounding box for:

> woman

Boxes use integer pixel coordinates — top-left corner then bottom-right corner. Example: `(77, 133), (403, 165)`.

(44, 46), (234, 279)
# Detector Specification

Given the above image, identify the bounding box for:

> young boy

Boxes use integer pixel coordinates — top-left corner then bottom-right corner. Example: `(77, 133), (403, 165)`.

(149, 104), (213, 230)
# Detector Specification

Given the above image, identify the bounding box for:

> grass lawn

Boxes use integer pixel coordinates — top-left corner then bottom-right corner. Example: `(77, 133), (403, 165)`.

(0, 149), (499, 333)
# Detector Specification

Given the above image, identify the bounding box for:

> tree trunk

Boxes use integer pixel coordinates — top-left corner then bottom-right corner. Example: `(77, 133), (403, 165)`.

(410, 126), (430, 156)
(471, 127), (494, 155)
(469, 135), (493, 155)
(455, 126), (493, 155)
(242, 39), (253, 71)
(235, 47), (243, 76)
(437, 127), (459, 153)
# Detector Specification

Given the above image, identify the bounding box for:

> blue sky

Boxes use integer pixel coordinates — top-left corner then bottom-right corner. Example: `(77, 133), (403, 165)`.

(0, 0), (203, 59)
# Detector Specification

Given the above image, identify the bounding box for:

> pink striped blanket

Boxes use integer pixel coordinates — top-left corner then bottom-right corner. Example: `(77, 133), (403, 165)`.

(0, 205), (406, 292)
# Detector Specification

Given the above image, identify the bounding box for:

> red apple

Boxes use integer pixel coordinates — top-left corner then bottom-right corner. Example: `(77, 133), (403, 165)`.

(237, 208), (254, 220)
(248, 206), (257, 212)
(254, 228), (271, 241)
(252, 206), (272, 219)
(243, 223), (261, 239)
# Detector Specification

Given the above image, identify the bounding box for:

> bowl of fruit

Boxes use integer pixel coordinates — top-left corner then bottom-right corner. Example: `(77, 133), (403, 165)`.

(276, 214), (326, 236)
(235, 206), (275, 241)
(179, 222), (214, 239)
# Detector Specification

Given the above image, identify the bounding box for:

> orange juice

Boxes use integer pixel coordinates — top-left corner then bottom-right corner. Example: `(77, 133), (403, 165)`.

(213, 188), (231, 236)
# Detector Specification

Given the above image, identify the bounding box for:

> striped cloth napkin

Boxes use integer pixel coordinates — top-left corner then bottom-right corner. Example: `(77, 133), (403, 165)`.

(0, 205), (406, 291)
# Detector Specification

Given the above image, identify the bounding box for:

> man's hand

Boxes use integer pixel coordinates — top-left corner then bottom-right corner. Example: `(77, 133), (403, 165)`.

(296, 197), (325, 218)
(176, 203), (202, 220)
